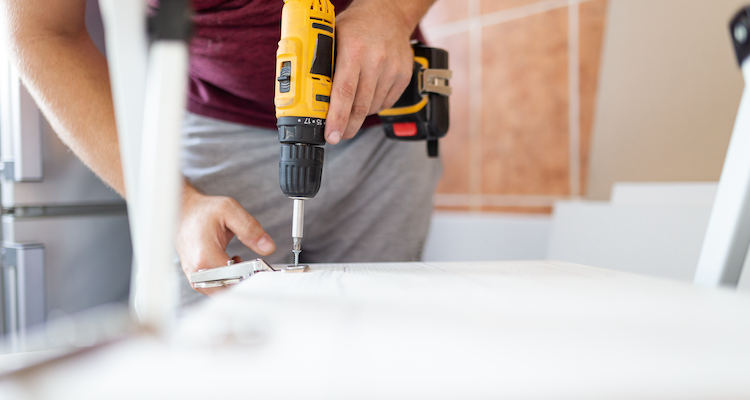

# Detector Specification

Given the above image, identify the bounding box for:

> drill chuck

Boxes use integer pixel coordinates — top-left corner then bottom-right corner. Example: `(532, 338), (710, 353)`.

(279, 142), (325, 199)
(278, 114), (326, 199)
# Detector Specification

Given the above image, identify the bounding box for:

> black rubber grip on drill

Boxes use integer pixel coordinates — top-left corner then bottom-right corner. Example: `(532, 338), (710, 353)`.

(278, 116), (326, 145)
(279, 144), (325, 199)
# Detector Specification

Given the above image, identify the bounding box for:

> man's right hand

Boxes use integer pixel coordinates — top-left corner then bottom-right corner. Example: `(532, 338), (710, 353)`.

(177, 184), (276, 296)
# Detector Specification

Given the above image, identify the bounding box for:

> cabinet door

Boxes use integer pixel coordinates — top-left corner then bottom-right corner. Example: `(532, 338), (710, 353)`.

(3, 213), (132, 318)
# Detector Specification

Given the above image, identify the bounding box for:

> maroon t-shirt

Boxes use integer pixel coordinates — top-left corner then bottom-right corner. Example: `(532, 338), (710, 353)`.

(149, 0), (424, 130)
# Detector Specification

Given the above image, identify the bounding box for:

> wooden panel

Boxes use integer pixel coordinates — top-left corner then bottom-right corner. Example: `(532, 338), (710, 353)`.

(579, 0), (607, 195)
(480, 7), (570, 196)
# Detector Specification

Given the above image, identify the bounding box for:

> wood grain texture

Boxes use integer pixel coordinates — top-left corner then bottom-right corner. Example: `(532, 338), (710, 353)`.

(21, 260), (750, 399)
(480, 7), (571, 196)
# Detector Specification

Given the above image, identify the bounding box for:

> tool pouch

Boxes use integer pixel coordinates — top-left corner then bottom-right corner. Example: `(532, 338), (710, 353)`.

(378, 43), (452, 158)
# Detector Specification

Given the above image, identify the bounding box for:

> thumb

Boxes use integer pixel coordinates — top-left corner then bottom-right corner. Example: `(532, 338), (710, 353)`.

(222, 199), (276, 256)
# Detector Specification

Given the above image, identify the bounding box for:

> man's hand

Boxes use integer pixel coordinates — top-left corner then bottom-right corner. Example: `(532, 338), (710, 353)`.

(324, 0), (436, 144)
(177, 184), (276, 296)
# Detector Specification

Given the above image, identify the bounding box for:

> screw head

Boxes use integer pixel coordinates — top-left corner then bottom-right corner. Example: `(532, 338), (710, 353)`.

(735, 23), (748, 44)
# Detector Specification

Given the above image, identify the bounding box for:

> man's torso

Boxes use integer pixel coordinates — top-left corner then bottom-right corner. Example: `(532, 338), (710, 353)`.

(149, 0), (422, 129)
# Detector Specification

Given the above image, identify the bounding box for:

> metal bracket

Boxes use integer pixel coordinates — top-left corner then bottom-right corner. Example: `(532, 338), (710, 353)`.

(422, 68), (453, 97)
(189, 258), (308, 289)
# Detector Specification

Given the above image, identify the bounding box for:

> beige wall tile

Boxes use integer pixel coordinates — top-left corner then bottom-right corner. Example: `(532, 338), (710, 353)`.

(426, 32), (472, 194)
(482, 0), (542, 15)
(481, 7), (571, 196)
(579, 0), (607, 196)
(422, 1), (609, 211)
(422, 0), (470, 29)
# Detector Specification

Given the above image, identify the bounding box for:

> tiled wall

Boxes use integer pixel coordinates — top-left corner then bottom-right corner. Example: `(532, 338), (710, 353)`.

(420, 0), (608, 213)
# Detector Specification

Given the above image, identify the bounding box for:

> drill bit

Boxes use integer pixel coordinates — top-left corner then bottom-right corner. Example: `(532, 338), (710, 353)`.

(291, 199), (304, 266)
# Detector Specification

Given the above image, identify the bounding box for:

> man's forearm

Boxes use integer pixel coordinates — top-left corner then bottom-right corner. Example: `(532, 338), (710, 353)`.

(4, 1), (126, 196)
(349, 0), (437, 33)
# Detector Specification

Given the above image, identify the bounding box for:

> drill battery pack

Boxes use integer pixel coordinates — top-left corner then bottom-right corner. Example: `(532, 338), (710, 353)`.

(378, 43), (452, 158)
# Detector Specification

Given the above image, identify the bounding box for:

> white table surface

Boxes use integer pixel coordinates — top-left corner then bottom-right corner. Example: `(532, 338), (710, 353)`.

(3, 260), (750, 399)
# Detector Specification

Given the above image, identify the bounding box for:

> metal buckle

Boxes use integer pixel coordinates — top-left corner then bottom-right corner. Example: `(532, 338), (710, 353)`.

(189, 259), (308, 289)
(421, 68), (453, 97)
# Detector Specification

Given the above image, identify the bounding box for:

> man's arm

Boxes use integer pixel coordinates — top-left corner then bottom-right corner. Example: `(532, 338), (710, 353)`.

(324, 0), (437, 144)
(2, 0), (125, 193)
(2, 0), (275, 296)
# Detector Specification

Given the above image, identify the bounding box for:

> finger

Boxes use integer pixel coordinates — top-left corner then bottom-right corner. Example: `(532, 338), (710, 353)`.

(381, 72), (412, 111)
(221, 198), (276, 256)
(325, 57), (361, 145)
(342, 70), (377, 139)
(368, 73), (392, 115)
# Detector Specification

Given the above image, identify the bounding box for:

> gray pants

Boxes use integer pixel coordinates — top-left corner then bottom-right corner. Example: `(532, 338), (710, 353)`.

(178, 113), (441, 304)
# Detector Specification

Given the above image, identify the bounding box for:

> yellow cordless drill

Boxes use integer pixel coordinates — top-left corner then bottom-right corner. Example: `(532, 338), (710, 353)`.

(274, 0), (335, 266)
(275, 0), (451, 266)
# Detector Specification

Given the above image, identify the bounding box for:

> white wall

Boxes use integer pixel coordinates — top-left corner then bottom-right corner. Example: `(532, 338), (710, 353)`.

(423, 212), (551, 262)
(426, 183), (750, 288)
(549, 183), (716, 282)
